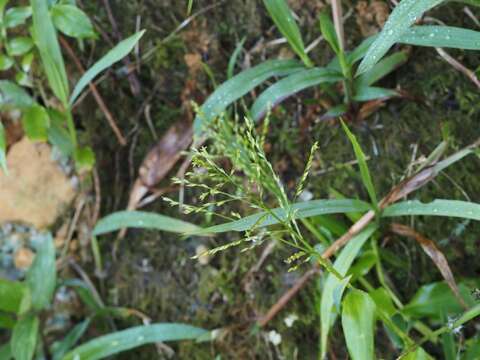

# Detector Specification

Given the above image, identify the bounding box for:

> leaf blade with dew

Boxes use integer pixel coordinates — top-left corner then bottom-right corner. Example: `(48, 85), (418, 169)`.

(399, 25), (480, 50)
(11, 314), (39, 360)
(355, 51), (408, 88)
(93, 211), (201, 236)
(69, 30), (145, 105)
(341, 121), (378, 211)
(352, 86), (398, 102)
(320, 225), (377, 358)
(26, 233), (56, 311)
(0, 121), (7, 174)
(62, 323), (209, 360)
(250, 67), (342, 121)
(192, 199), (372, 234)
(341, 290), (376, 360)
(193, 59), (304, 136)
(382, 199), (480, 221)
(357, 0), (444, 75)
(31, 0), (70, 105)
(263, 0), (312, 67)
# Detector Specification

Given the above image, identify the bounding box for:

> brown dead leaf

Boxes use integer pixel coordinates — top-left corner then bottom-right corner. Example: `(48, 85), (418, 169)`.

(391, 223), (467, 309)
(0, 138), (76, 228)
(184, 53), (203, 77)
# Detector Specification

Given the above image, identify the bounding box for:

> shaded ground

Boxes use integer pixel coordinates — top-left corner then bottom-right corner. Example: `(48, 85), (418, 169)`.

(54, 0), (480, 358)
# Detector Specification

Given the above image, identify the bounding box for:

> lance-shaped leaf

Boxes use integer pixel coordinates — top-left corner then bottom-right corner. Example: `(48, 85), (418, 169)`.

(382, 199), (480, 221)
(357, 0), (444, 75)
(355, 52), (408, 88)
(26, 233), (56, 311)
(31, 0), (69, 105)
(63, 323), (208, 360)
(93, 211), (201, 236)
(250, 67), (342, 120)
(194, 199), (372, 234)
(263, 0), (312, 67)
(341, 290), (376, 360)
(353, 86), (398, 102)
(0, 80), (34, 109)
(320, 225), (377, 358)
(193, 59), (304, 136)
(11, 314), (39, 360)
(70, 30), (145, 105)
(399, 25), (480, 50)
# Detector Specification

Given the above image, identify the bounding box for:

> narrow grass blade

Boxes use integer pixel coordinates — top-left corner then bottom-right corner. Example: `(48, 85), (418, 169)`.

(26, 233), (56, 311)
(320, 225), (377, 358)
(194, 199), (372, 234)
(11, 314), (39, 360)
(69, 30), (145, 105)
(353, 86), (398, 102)
(227, 37), (245, 79)
(357, 0), (444, 75)
(63, 323), (208, 360)
(319, 11), (340, 54)
(341, 290), (376, 360)
(355, 52), (408, 88)
(341, 121), (378, 210)
(52, 319), (91, 360)
(250, 68), (342, 120)
(263, 0), (312, 67)
(93, 211), (201, 236)
(382, 199), (480, 221)
(193, 59), (304, 136)
(399, 25), (480, 50)
(0, 121), (7, 174)
(31, 0), (69, 105)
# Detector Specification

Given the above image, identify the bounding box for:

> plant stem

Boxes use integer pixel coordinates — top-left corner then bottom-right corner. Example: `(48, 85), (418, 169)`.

(331, 0), (345, 52)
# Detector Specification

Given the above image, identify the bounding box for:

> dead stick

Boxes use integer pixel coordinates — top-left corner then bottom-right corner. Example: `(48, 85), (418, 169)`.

(60, 37), (127, 146)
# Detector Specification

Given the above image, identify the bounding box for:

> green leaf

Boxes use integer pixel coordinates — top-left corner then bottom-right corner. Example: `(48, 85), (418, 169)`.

(0, 121), (7, 174)
(322, 104), (347, 119)
(0, 343), (11, 359)
(0, 54), (14, 70)
(403, 348), (435, 360)
(63, 323), (208, 360)
(341, 290), (376, 360)
(263, 0), (312, 67)
(0, 80), (34, 109)
(382, 199), (480, 221)
(341, 121), (378, 210)
(11, 314), (39, 360)
(250, 68), (342, 120)
(403, 281), (476, 320)
(193, 59), (304, 136)
(51, 4), (95, 39)
(357, 0), (444, 75)
(74, 146), (95, 170)
(31, 0), (70, 105)
(227, 37), (245, 79)
(93, 211), (201, 236)
(355, 52), (408, 88)
(4, 6), (31, 28)
(22, 105), (50, 141)
(0, 279), (25, 313)
(353, 86), (398, 102)
(52, 319), (91, 360)
(348, 250), (377, 281)
(463, 338), (480, 360)
(196, 199), (372, 234)
(320, 225), (377, 358)
(7, 37), (34, 56)
(399, 25), (480, 50)
(369, 287), (397, 317)
(319, 11), (340, 54)
(47, 109), (73, 157)
(69, 30), (145, 105)
(26, 233), (56, 311)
